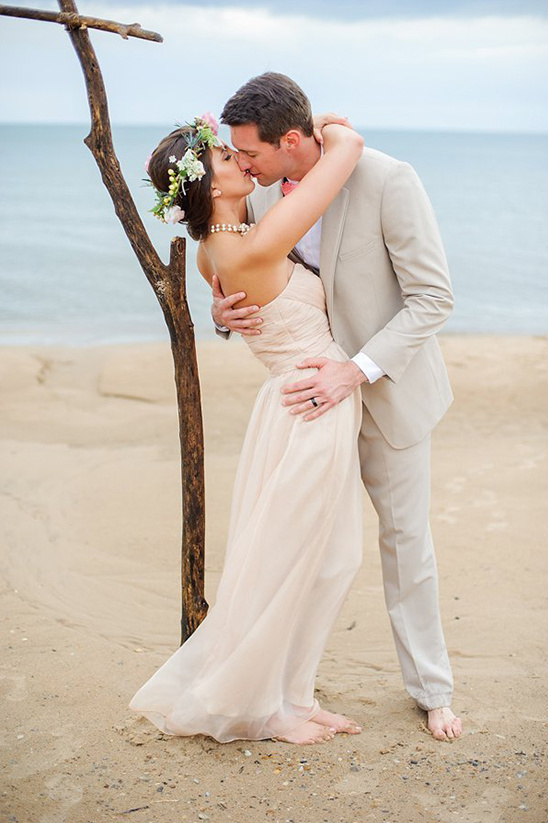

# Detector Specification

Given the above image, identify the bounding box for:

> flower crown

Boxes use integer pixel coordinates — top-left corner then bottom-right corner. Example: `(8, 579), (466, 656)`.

(144, 113), (222, 225)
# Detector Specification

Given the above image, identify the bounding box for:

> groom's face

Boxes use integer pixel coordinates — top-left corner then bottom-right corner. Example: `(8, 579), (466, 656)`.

(230, 124), (290, 187)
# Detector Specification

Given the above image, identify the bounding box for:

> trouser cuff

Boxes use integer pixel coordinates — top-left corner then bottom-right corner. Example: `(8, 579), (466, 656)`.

(414, 692), (453, 711)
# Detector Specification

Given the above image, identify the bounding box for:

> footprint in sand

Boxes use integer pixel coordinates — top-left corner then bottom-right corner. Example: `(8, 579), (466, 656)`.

(116, 716), (159, 746)
(0, 670), (27, 702)
(436, 505), (461, 526)
(445, 476), (467, 495)
(39, 773), (84, 823)
(473, 488), (497, 507)
(486, 519), (508, 532)
(519, 455), (544, 470)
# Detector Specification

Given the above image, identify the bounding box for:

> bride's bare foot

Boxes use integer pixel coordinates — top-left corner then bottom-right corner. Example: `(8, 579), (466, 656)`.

(273, 720), (336, 745)
(313, 709), (362, 734)
(427, 707), (462, 741)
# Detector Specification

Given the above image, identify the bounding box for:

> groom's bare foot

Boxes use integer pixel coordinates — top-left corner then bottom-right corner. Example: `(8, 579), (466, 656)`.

(313, 709), (362, 734)
(273, 720), (336, 745)
(427, 707), (462, 741)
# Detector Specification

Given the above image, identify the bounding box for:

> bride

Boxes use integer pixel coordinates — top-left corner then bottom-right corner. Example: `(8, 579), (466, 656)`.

(129, 114), (365, 745)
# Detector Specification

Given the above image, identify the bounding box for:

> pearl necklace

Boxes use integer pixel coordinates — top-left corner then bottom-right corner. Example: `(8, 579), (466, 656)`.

(209, 222), (255, 235)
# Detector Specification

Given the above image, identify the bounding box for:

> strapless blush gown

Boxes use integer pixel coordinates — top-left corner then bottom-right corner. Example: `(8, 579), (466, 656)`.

(129, 264), (363, 742)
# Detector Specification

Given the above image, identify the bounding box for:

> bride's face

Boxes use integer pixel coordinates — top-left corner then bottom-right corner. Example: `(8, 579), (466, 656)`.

(229, 124), (291, 187)
(210, 144), (255, 200)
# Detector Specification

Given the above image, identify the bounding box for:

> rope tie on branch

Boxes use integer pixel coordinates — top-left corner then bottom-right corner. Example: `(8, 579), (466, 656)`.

(0, 5), (163, 41)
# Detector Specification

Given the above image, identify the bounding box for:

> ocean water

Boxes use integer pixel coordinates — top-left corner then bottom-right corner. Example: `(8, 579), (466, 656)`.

(0, 124), (547, 346)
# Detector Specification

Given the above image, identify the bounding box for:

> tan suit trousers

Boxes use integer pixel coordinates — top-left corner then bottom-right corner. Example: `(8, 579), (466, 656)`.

(358, 404), (453, 710)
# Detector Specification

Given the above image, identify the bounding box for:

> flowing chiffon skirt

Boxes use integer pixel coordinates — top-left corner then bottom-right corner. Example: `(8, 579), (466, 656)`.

(129, 265), (363, 742)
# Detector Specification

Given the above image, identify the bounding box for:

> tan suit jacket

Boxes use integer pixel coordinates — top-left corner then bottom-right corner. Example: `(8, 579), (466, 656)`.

(247, 147), (454, 450)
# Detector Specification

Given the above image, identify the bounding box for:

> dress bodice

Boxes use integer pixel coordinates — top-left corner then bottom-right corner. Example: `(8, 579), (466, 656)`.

(244, 264), (335, 376)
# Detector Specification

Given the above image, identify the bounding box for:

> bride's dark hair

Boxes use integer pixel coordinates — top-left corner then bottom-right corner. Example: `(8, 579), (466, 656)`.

(147, 126), (214, 241)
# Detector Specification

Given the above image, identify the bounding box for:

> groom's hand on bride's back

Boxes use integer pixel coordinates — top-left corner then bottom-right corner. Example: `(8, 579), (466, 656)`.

(211, 275), (263, 336)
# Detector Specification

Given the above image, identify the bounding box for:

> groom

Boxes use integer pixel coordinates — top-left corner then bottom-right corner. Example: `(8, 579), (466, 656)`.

(212, 72), (461, 741)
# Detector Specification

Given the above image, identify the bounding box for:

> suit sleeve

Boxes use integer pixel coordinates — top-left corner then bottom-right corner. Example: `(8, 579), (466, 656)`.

(360, 162), (454, 382)
(214, 323), (232, 340)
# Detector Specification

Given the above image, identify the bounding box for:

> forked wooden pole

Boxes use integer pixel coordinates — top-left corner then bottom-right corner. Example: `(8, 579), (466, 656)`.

(0, 1), (208, 643)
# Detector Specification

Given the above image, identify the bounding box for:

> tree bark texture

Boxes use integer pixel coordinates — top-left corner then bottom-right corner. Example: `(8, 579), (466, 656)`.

(0, 5), (163, 41)
(0, 1), (208, 642)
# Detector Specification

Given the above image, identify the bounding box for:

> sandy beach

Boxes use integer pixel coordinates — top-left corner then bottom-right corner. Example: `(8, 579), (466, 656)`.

(1, 334), (547, 823)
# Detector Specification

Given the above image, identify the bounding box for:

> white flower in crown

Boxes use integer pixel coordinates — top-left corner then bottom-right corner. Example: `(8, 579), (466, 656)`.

(178, 149), (206, 182)
(164, 205), (185, 224)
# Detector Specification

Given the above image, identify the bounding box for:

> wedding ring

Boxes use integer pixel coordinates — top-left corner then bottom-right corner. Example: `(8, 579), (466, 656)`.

(310, 397), (319, 408)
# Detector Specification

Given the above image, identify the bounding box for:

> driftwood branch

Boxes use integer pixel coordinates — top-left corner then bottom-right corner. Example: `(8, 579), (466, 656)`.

(0, 0), (207, 643)
(0, 4), (163, 41)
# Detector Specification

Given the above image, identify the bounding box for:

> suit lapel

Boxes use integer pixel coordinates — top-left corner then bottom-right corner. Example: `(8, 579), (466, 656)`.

(320, 187), (349, 310)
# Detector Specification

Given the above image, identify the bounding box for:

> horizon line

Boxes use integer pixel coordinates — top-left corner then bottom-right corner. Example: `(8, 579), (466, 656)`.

(1, 121), (547, 138)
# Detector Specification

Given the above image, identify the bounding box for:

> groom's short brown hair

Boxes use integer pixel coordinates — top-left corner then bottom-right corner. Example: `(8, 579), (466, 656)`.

(221, 72), (314, 145)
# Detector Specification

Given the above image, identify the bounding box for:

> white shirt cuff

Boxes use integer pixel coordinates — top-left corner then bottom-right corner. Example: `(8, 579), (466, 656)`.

(212, 310), (230, 333)
(351, 352), (385, 384)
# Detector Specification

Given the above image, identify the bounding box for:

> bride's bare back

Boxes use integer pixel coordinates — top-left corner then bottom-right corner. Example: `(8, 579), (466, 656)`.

(200, 235), (295, 310)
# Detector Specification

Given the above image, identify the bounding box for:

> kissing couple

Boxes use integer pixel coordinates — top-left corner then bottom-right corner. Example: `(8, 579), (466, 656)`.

(130, 72), (462, 745)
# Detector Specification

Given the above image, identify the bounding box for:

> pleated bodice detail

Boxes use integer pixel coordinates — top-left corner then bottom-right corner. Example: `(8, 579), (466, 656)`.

(245, 264), (337, 376)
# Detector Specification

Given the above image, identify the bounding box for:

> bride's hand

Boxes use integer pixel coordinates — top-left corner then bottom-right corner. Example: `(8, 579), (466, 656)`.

(321, 123), (364, 153)
(313, 112), (354, 144)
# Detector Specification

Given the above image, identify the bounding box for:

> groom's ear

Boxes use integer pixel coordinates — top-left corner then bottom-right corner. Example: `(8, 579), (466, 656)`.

(281, 130), (302, 151)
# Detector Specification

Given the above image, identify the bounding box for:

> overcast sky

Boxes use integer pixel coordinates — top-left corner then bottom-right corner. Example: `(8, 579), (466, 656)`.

(1, 0), (547, 132)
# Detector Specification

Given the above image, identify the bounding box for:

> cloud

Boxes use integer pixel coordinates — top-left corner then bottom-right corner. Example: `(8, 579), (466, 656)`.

(1, 1), (547, 132)
(3, 0), (547, 21)
(94, 0), (548, 22)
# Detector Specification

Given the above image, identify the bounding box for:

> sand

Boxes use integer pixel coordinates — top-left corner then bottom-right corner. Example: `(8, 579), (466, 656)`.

(0, 335), (547, 823)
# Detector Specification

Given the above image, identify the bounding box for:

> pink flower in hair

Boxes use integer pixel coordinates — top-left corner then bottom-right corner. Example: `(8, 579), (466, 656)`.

(144, 152), (152, 173)
(200, 111), (219, 135)
(164, 205), (185, 225)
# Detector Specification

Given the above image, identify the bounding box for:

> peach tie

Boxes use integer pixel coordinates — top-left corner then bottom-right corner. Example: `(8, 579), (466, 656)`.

(281, 178), (298, 196)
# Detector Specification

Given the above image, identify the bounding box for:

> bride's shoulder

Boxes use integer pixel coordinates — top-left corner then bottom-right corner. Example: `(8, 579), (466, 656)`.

(197, 239), (249, 285)
(203, 233), (258, 279)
